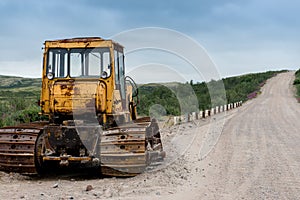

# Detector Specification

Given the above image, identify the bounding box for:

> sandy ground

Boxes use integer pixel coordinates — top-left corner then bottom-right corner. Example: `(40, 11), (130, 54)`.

(0, 72), (299, 200)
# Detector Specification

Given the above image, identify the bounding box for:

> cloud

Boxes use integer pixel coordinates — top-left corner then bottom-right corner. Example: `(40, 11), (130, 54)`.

(113, 28), (221, 82)
(0, 59), (41, 77)
(0, 0), (299, 79)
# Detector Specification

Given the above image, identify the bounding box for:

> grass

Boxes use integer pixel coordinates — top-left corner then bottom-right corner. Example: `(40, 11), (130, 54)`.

(293, 69), (300, 102)
(0, 76), (41, 127)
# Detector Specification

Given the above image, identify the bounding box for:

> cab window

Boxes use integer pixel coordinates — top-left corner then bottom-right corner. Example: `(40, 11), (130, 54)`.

(47, 48), (111, 78)
(47, 49), (68, 78)
(114, 50), (126, 99)
(70, 48), (111, 78)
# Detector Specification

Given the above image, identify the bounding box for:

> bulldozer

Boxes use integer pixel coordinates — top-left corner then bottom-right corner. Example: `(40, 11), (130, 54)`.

(0, 37), (165, 176)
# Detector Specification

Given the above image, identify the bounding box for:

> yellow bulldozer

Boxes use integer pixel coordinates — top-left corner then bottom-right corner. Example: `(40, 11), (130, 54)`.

(0, 37), (165, 176)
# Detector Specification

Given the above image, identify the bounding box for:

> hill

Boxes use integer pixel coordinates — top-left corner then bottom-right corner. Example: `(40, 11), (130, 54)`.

(0, 70), (288, 127)
(0, 75), (41, 98)
(0, 75), (41, 127)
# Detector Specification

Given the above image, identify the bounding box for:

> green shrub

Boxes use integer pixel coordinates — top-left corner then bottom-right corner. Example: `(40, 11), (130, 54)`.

(137, 71), (281, 116)
(295, 69), (300, 99)
(294, 78), (300, 85)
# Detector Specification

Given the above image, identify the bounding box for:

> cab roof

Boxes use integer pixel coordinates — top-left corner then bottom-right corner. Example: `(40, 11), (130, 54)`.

(46, 37), (105, 43)
(44, 37), (123, 49)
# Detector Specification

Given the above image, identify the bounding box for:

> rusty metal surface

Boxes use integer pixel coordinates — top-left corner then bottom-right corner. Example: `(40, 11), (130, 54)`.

(51, 80), (99, 115)
(100, 122), (147, 176)
(0, 119), (164, 177)
(43, 156), (92, 161)
(45, 37), (104, 44)
(0, 125), (43, 174)
(100, 119), (165, 177)
(44, 37), (124, 48)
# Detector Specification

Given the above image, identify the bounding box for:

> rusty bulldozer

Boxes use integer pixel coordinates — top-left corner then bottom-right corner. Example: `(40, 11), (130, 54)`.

(0, 37), (165, 176)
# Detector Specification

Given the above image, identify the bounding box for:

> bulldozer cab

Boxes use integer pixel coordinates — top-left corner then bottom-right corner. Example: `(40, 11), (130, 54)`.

(40, 37), (136, 126)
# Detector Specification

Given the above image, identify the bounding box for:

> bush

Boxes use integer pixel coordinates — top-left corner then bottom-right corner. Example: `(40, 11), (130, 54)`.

(14, 105), (40, 123)
(137, 71), (281, 116)
(295, 69), (300, 99)
(0, 96), (40, 127)
(293, 78), (300, 85)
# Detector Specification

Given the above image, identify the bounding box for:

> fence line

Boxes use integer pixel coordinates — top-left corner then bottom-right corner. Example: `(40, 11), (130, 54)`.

(173, 101), (243, 125)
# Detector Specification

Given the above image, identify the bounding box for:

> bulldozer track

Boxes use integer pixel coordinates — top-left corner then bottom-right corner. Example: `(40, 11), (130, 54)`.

(100, 120), (164, 176)
(101, 124), (148, 176)
(0, 126), (42, 174)
(0, 120), (164, 176)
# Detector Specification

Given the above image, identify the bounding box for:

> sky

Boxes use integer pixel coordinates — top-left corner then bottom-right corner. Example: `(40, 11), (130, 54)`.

(0, 0), (299, 83)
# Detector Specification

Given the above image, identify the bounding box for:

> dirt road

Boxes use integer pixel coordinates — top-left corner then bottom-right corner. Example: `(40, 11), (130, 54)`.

(0, 72), (299, 199)
(170, 71), (300, 200)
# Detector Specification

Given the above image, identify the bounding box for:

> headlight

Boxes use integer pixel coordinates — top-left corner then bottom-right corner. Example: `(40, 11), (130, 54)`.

(101, 71), (108, 79)
(47, 72), (54, 80)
